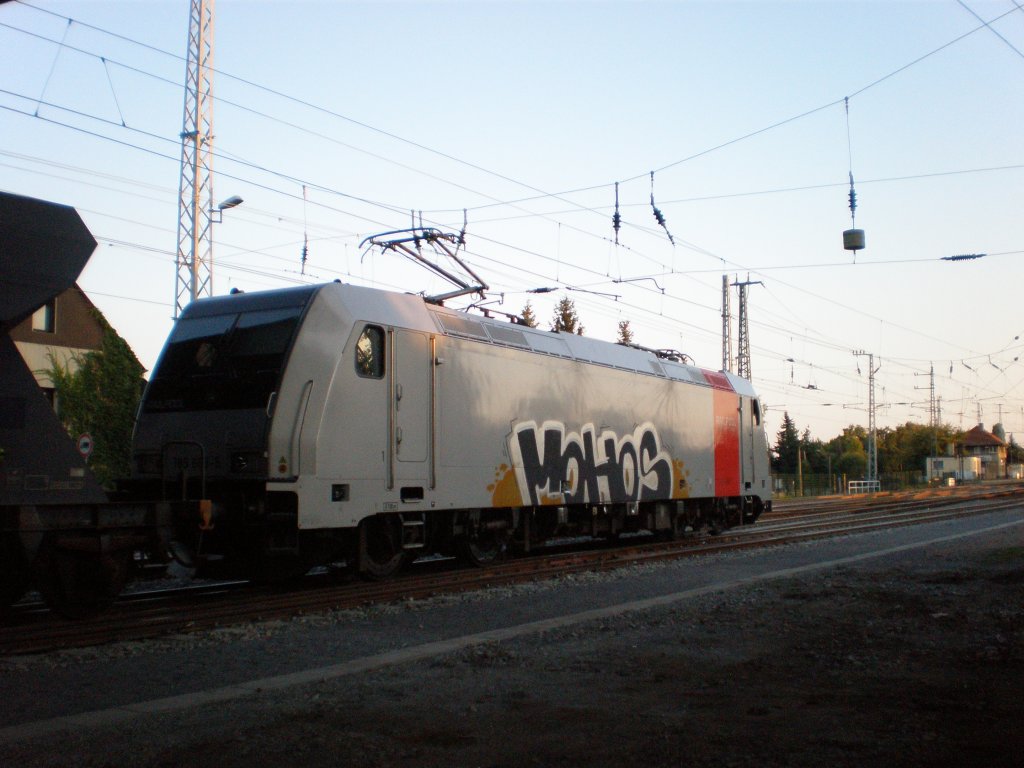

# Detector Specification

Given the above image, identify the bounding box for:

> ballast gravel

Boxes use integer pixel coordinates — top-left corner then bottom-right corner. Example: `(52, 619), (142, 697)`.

(0, 511), (1021, 767)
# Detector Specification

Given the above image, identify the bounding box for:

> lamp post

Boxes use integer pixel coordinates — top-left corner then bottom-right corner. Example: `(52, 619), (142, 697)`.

(211, 195), (243, 223)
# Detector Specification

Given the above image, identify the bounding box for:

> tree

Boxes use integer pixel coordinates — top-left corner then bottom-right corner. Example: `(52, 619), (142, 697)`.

(829, 425), (868, 479)
(616, 320), (634, 345)
(48, 315), (145, 488)
(773, 412), (800, 474)
(520, 301), (539, 328)
(876, 421), (961, 474)
(801, 435), (831, 474)
(1008, 434), (1024, 465)
(551, 297), (584, 335)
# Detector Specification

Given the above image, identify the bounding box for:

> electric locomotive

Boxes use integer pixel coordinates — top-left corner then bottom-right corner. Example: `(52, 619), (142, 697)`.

(130, 279), (772, 579)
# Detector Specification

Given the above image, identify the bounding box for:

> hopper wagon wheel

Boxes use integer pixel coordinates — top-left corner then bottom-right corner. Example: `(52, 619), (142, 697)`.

(35, 537), (131, 620)
(1, 532), (31, 614)
(357, 514), (411, 580)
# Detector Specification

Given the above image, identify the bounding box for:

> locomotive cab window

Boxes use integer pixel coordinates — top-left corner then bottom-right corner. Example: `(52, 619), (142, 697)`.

(752, 399), (762, 426)
(143, 306), (305, 412)
(355, 325), (385, 379)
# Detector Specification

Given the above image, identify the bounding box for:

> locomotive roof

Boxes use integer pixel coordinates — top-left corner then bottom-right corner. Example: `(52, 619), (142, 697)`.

(179, 284), (321, 319)
(424, 294), (759, 398)
(182, 282), (760, 398)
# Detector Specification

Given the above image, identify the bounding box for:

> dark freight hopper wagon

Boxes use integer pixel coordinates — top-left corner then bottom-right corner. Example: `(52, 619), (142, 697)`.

(0, 192), (169, 617)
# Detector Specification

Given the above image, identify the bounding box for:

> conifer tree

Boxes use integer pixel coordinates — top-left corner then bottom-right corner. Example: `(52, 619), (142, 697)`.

(551, 297), (584, 335)
(520, 301), (539, 328)
(773, 412), (800, 473)
(616, 320), (634, 345)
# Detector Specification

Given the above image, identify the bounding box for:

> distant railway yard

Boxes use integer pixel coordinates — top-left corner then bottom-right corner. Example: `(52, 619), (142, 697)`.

(1, 484), (1021, 767)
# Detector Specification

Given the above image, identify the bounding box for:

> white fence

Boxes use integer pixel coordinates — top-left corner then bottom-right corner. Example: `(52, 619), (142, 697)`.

(847, 480), (881, 494)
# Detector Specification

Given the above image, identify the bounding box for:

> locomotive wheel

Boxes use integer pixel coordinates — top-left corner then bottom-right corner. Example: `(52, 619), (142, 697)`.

(1, 533), (31, 612)
(458, 530), (510, 568)
(35, 539), (131, 620)
(357, 515), (409, 580)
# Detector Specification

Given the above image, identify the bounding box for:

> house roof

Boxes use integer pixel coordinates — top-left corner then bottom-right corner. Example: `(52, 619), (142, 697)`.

(8, 283), (144, 372)
(963, 424), (1005, 447)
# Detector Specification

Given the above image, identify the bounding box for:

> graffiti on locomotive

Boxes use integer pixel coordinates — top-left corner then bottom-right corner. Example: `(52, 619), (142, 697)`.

(507, 420), (675, 505)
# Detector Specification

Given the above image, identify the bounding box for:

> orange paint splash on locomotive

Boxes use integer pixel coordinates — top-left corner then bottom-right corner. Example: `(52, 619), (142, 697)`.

(488, 464), (522, 507)
(672, 458), (691, 499)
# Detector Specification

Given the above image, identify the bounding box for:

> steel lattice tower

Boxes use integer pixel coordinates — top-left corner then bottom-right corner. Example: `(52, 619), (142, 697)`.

(916, 364), (939, 456)
(733, 276), (762, 381)
(175, 0), (215, 317)
(736, 281), (750, 379)
(854, 350), (880, 482)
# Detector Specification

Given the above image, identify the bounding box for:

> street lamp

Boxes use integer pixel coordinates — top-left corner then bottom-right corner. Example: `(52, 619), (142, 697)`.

(210, 195), (243, 223)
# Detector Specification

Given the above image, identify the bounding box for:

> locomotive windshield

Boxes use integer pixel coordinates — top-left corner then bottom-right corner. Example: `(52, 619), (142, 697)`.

(143, 306), (304, 412)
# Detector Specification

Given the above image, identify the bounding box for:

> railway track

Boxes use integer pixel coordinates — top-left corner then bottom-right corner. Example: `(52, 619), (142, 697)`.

(766, 480), (1024, 518)
(2, 486), (1022, 656)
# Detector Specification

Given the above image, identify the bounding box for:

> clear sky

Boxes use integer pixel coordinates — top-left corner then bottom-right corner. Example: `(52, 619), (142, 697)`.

(2, 0), (1022, 447)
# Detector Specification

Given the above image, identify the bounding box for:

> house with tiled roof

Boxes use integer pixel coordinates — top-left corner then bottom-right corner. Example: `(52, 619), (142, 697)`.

(961, 423), (1006, 479)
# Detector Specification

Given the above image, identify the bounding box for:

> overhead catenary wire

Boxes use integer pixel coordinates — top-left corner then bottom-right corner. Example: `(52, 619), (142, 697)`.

(6, 91), (1018, 382)
(19, 0), (1018, 210)
(7, 3), (1022, 239)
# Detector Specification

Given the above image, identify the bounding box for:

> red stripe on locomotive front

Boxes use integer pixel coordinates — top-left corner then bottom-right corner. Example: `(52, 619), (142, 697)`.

(704, 371), (741, 498)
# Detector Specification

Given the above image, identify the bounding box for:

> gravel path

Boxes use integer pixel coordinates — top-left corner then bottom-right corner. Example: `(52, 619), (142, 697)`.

(1, 509), (1021, 767)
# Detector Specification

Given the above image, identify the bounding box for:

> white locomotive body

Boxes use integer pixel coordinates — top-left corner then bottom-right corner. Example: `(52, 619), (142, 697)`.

(131, 282), (771, 577)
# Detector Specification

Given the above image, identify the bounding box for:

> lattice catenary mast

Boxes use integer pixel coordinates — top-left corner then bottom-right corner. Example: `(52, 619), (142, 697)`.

(733, 275), (763, 381)
(854, 350), (880, 482)
(175, 0), (216, 317)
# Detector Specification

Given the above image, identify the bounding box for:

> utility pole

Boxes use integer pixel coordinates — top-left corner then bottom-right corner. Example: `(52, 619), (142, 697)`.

(733, 275), (763, 381)
(175, 0), (216, 317)
(721, 274), (732, 372)
(797, 447), (803, 497)
(853, 350), (880, 483)
(928, 364), (937, 428)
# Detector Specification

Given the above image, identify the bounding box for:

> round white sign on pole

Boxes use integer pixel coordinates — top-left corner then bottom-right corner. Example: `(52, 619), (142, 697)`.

(77, 433), (94, 459)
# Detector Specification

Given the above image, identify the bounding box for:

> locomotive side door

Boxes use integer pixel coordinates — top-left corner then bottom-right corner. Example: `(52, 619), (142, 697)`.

(739, 397), (754, 490)
(389, 329), (434, 493)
